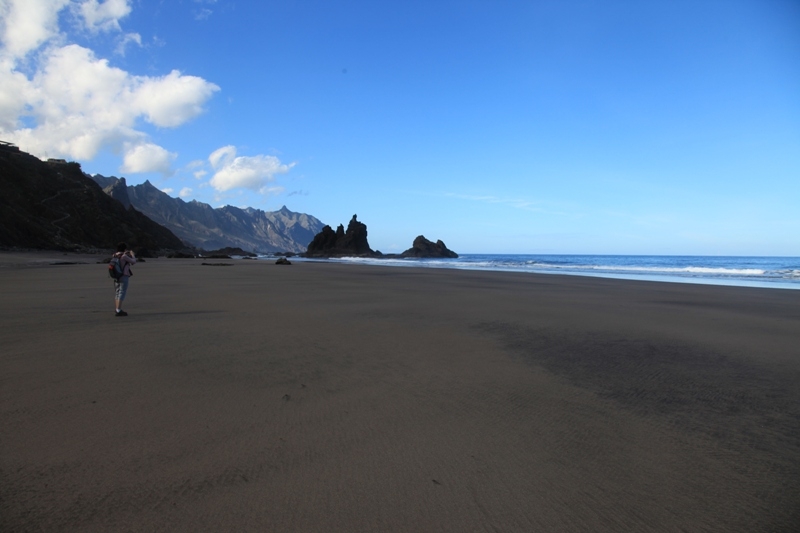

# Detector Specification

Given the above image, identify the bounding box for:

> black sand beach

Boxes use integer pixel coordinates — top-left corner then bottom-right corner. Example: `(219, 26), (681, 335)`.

(1, 252), (798, 531)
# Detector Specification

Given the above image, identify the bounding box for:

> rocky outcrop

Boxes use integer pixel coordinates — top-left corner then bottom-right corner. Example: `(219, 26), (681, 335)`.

(401, 236), (458, 258)
(304, 217), (459, 259)
(0, 147), (185, 252)
(89, 175), (325, 253)
(305, 215), (375, 257)
(202, 247), (257, 257)
(96, 176), (132, 209)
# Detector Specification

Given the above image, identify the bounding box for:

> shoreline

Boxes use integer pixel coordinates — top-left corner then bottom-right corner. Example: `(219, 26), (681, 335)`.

(290, 253), (800, 291)
(2, 251), (799, 531)
(4, 250), (798, 290)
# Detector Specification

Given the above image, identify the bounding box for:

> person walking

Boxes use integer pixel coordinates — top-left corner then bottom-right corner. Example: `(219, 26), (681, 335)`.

(113, 242), (136, 317)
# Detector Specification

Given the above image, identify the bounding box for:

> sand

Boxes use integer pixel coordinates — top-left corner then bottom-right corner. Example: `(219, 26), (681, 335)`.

(1, 251), (798, 532)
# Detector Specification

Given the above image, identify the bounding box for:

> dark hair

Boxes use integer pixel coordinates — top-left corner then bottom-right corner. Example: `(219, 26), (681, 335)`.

(116, 242), (127, 252)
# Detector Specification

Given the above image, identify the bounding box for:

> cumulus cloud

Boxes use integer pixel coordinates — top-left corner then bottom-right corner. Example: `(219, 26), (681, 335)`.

(208, 145), (295, 193)
(179, 187), (193, 198)
(0, 0), (219, 175)
(134, 70), (219, 127)
(0, 0), (70, 59)
(208, 145), (235, 169)
(161, 187), (174, 194)
(78, 0), (132, 33)
(0, 62), (30, 131)
(121, 142), (176, 174)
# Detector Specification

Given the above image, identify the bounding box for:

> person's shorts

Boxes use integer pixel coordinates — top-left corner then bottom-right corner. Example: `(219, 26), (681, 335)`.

(114, 276), (129, 301)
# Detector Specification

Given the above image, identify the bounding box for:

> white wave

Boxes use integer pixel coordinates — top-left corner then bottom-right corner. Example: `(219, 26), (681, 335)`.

(296, 254), (800, 288)
(524, 263), (765, 276)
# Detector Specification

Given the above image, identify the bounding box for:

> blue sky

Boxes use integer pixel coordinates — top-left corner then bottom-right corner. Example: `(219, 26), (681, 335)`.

(2, 0), (798, 254)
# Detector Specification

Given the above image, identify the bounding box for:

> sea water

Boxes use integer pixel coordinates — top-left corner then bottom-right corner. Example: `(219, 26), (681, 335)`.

(289, 254), (800, 290)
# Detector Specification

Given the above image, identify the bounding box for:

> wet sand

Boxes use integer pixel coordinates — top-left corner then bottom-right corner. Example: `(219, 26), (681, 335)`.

(1, 252), (799, 532)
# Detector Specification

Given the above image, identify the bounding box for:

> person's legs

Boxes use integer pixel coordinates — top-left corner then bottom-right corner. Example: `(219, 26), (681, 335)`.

(114, 277), (129, 316)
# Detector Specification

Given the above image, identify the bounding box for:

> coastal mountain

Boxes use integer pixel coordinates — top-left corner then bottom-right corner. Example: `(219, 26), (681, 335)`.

(0, 144), (184, 252)
(90, 175), (325, 253)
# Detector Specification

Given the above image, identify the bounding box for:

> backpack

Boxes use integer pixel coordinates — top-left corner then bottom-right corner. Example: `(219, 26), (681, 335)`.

(109, 254), (125, 280)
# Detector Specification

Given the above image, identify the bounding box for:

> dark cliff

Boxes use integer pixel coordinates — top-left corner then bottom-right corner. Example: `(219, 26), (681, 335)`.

(0, 147), (184, 252)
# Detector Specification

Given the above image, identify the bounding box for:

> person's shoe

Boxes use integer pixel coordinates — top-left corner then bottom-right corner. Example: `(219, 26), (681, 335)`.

(115, 310), (128, 317)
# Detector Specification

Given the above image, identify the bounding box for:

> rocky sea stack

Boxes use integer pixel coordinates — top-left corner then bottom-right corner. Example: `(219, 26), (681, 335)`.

(400, 236), (458, 258)
(305, 215), (374, 257)
(304, 215), (458, 259)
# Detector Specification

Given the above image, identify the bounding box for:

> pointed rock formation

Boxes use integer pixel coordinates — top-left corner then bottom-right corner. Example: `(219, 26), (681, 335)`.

(305, 215), (375, 257)
(304, 217), (459, 259)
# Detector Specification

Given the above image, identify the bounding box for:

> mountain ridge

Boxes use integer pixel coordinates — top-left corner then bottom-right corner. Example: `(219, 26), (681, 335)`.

(90, 175), (325, 253)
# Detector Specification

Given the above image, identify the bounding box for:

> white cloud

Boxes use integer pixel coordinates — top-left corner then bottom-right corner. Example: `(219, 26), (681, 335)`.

(185, 159), (208, 179)
(208, 144), (235, 168)
(114, 32), (141, 55)
(0, 0), (70, 59)
(261, 186), (285, 196)
(134, 70), (219, 127)
(161, 187), (174, 194)
(0, 60), (30, 131)
(0, 0), (219, 172)
(179, 187), (193, 198)
(78, 0), (132, 33)
(192, 1), (217, 21)
(121, 142), (176, 174)
(208, 145), (295, 192)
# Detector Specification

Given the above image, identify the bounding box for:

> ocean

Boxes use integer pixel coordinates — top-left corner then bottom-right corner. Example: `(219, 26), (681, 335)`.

(282, 254), (800, 290)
